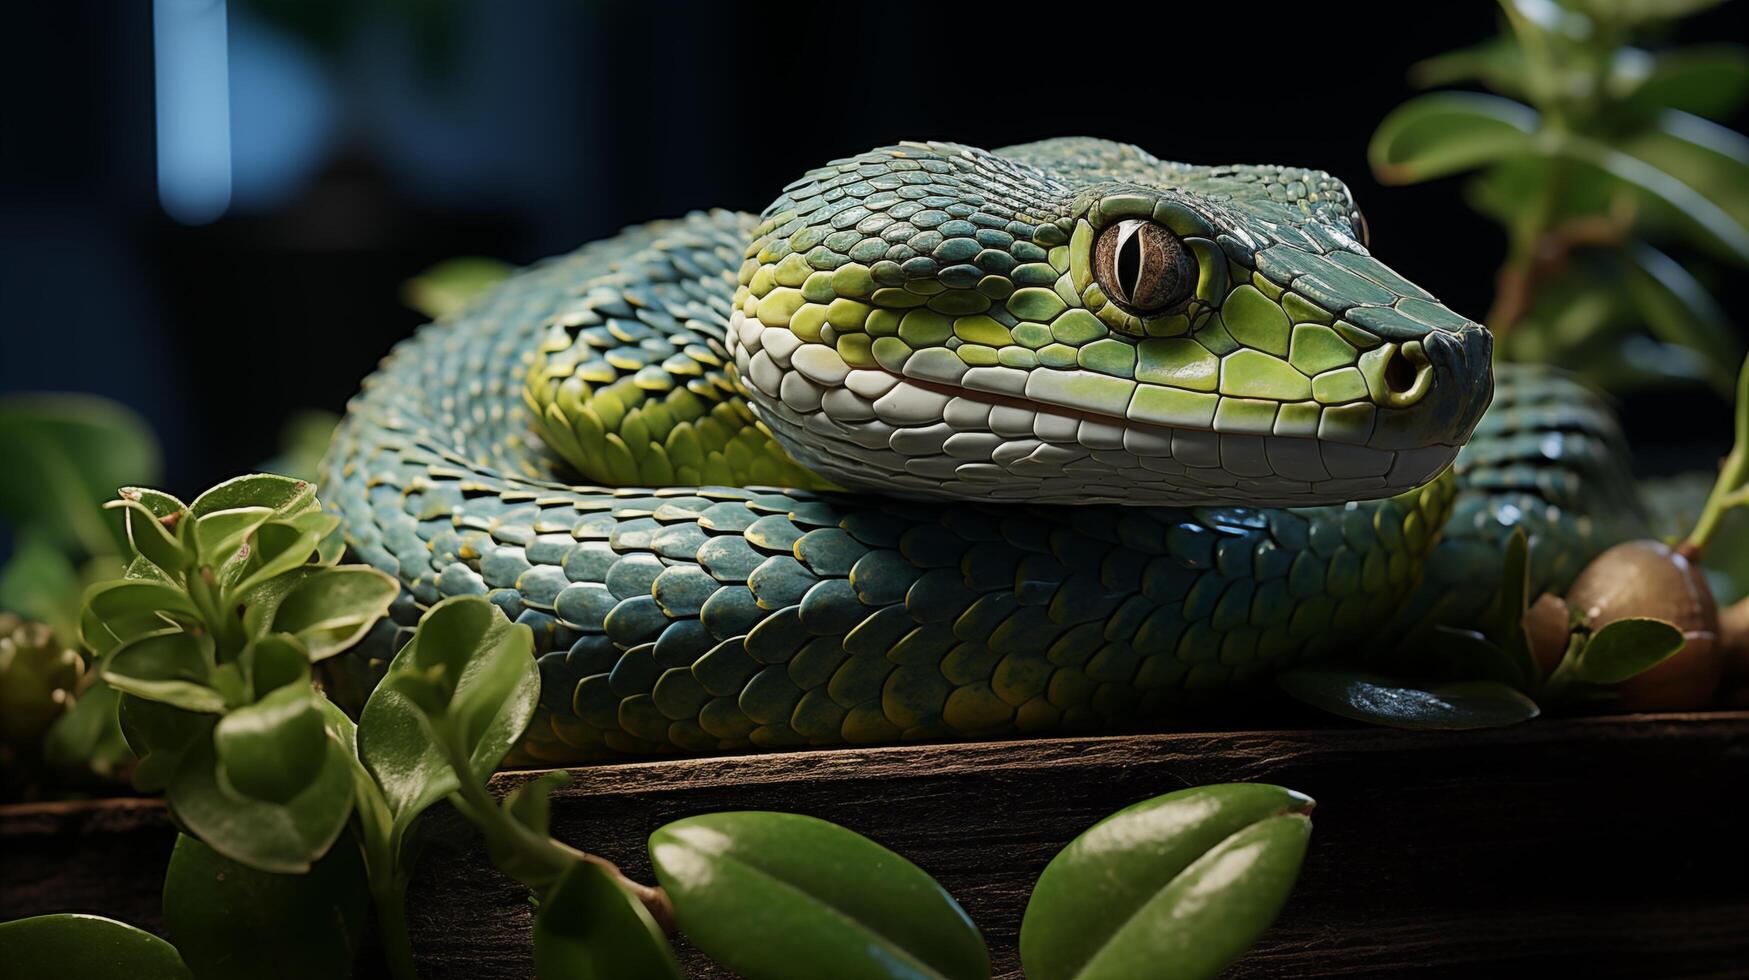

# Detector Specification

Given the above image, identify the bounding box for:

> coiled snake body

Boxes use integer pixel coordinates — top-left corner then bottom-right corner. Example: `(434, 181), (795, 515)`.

(323, 139), (1642, 761)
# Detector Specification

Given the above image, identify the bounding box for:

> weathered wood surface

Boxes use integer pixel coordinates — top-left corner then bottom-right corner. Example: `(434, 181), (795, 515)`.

(5, 712), (1748, 978)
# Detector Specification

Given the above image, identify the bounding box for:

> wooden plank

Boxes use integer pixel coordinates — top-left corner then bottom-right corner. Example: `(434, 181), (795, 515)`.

(5, 712), (1747, 978)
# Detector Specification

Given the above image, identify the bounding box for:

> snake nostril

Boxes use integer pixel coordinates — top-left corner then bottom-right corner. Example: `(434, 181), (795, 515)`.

(1384, 351), (1419, 395)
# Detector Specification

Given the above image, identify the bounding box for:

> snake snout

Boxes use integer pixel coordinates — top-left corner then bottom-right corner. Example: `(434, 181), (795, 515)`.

(1418, 326), (1494, 445)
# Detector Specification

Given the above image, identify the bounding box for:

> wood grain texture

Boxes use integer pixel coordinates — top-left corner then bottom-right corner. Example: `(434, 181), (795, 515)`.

(5, 712), (1748, 978)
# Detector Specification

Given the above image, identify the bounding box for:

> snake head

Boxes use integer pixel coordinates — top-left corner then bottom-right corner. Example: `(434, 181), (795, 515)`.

(729, 138), (1493, 507)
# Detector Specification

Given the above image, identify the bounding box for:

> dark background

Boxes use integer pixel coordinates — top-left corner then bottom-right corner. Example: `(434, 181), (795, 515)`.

(2, 0), (1744, 498)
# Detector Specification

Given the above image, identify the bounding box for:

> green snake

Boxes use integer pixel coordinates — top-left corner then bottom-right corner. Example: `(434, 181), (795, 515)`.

(322, 139), (1642, 762)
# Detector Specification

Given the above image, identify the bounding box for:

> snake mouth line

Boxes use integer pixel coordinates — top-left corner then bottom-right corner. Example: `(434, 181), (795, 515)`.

(749, 362), (1466, 506)
(876, 366), (1397, 448)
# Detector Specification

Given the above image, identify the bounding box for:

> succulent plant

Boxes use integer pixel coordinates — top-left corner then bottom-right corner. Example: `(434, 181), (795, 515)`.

(0, 611), (83, 745)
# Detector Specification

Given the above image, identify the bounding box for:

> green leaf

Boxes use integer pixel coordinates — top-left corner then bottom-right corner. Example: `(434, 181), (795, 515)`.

(358, 596), (537, 835)
(313, 694), (398, 888)
(1495, 528), (1539, 691)
(0, 914), (191, 979)
(1571, 0), (1731, 25)
(119, 694), (216, 792)
(240, 634), (313, 700)
(649, 811), (988, 980)
(1568, 335), (1718, 391)
(162, 833), (368, 980)
(1569, 617), (1687, 683)
(230, 521), (324, 595)
(1622, 244), (1742, 396)
(0, 394), (161, 557)
(1614, 44), (1749, 121)
(0, 527), (83, 636)
(267, 566), (399, 662)
(186, 507), (275, 575)
(103, 631), (227, 714)
(123, 553), (178, 586)
(214, 685), (330, 804)
(489, 771), (572, 884)
(402, 256), (513, 319)
(167, 730), (355, 874)
(1019, 784), (1314, 980)
(1277, 669), (1542, 730)
(1620, 111), (1749, 262)
(107, 497), (190, 576)
(189, 474), (318, 519)
(1422, 627), (1531, 688)
(1557, 131), (1749, 264)
(505, 771), (568, 837)
(1409, 37), (1526, 96)
(532, 861), (683, 980)
(1370, 92), (1538, 184)
(85, 579), (198, 634)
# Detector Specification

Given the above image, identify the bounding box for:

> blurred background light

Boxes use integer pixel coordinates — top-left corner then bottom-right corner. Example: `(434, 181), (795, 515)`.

(154, 0), (232, 224)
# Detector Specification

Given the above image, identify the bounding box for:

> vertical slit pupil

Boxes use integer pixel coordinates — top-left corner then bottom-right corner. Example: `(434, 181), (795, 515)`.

(1116, 230), (1143, 303)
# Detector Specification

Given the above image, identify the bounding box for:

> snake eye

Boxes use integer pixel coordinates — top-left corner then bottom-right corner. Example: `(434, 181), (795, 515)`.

(1093, 219), (1196, 314)
(1353, 209), (1372, 249)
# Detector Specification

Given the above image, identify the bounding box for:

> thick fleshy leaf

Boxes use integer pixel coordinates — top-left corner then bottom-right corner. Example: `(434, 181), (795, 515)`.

(119, 693), (217, 792)
(168, 730), (355, 874)
(83, 580), (198, 655)
(214, 685), (330, 804)
(162, 833), (368, 980)
(107, 497), (190, 576)
(0, 395), (161, 556)
(103, 631), (227, 714)
(0, 914), (191, 979)
(1278, 669), (1541, 730)
(267, 566), (399, 661)
(358, 596), (537, 835)
(649, 811), (989, 980)
(1569, 617), (1687, 684)
(1370, 92), (1538, 184)
(533, 861), (683, 980)
(187, 506), (274, 559)
(314, 694), (398, 880)
(230, 520), (324, 595)
(240, 634), (312, 700)
(189, 474), (317, 519)
(1020, 784), (1314, 980)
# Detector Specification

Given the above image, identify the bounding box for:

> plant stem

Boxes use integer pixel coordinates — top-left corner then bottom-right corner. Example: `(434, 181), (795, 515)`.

(438, 731), (676, 933)
(1680, 446), (1748, 561)
(369, 871), (420, 980)
(1680, 355), (1749, 560)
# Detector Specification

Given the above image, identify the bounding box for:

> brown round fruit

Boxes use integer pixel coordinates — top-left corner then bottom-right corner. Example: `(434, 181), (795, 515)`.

(1563, 539), (1722, 711)
(1522, 593), (1572, 677)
